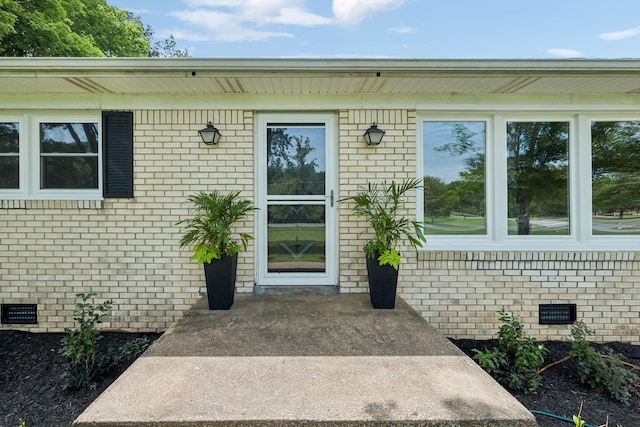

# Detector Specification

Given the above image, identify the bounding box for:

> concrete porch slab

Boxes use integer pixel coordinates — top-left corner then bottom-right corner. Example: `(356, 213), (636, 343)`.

(74, 294), (536, 427)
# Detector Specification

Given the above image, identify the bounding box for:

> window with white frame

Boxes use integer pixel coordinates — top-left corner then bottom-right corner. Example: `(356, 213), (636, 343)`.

(591, 120), (640, 235)
(0, 114), (101, 200)
(419, 112), (640, 250)
(422, 121), (487, 235)
(0, 121), (20, 189)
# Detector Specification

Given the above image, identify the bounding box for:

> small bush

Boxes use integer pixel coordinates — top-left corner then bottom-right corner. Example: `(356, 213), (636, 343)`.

(473, 309), (548, 393)
(60, 292), (151, 390)
(570, 321), (638, 405)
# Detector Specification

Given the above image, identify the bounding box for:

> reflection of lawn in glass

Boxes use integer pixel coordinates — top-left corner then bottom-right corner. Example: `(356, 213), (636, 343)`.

(268, 224), (325, 263)
(424, 216), (486, 235)
(592, 215), (640, 235)
(507, 218), (569, 235)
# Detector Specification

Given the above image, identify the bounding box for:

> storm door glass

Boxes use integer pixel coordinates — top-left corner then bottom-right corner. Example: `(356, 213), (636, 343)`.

(266, 124), (327, 273)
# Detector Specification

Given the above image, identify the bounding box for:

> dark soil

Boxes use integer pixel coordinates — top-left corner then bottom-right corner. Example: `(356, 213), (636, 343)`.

(452, 339), (640, 427)
(1, 331), (638, 427)
(0, 331), (159, 427)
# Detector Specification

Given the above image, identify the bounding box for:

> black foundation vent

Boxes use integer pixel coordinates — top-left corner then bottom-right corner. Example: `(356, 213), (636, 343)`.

(1, 304), (38, 325)
(539, 304), (576, 325)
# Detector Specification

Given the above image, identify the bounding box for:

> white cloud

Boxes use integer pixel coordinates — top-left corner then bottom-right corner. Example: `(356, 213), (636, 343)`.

(386, 26), (416, 34)
(547, 48), (585, 58)
(169, 9), (294, 42)
(270, 7), (334, 26)
(332, 0), (404, 25)
(598, 27), (640, 41)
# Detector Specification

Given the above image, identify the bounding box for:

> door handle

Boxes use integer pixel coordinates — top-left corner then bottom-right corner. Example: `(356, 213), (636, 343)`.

(330, 190), (334, 207)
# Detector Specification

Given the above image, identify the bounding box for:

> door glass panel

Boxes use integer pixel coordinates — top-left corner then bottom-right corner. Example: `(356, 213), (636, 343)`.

(267, 124), (326, 196)
(267, 204), (326, 273)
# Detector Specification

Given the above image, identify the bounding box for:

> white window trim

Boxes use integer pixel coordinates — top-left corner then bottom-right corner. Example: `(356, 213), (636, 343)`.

(417, 108), (640, 251)
(0, 113), (102, 201)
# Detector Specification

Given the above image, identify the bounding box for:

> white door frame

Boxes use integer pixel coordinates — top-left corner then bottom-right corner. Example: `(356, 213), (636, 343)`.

(255, 112), (338, 286)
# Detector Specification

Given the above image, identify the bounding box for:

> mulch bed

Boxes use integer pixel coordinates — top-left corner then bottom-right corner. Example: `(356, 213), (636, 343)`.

(1, 331), (638, 426)
(452, 338), (640, 427)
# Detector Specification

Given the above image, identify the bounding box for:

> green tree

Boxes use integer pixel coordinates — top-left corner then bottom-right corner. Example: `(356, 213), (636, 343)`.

(0, 0), (187, 57)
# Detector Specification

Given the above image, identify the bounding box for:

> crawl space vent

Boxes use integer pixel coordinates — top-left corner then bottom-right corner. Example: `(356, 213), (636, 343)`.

(539, 304), (576, 325)
(1, 304), (38, 324)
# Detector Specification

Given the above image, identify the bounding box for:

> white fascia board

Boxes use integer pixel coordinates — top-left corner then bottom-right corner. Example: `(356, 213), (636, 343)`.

(2, 58), (640, 76)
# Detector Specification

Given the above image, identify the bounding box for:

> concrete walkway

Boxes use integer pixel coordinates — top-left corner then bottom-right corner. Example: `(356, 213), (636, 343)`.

(74, 294), (536, 426)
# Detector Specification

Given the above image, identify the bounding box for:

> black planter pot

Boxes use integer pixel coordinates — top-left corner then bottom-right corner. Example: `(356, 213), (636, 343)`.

(203, 253), (238, 310)
(366, 257), (399, 309)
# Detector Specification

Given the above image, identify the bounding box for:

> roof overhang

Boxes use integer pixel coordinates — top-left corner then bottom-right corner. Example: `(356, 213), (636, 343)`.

(1, 58), (640, 95)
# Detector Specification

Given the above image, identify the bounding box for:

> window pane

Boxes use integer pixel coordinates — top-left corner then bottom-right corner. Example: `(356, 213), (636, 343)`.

(592, 121), (640, 235)
(41, 157), (98, 189)
(507, 122), (569, 235)
(423, 121), (486, 235)
(0, 122), (19, 153)
(40, 123), (98, 153)
(267, 204), (326, 272)
(0, 157), (19, 189)
(267, 125), (325, 196)
(0, 122), (19, 189)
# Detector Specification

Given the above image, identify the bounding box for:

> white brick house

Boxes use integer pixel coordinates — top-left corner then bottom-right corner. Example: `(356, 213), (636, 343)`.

(1, 58), (639, 343)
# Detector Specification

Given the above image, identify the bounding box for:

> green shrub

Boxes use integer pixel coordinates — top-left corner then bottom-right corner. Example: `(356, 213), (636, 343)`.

(60, 292), (151, 390)
(570, 321), (638, 405)
(473, 309), (548, 393)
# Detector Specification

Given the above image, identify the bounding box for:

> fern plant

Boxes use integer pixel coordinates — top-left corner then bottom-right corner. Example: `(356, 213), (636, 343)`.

(177, 191), (258, 264)
(340, 178), (426, 269)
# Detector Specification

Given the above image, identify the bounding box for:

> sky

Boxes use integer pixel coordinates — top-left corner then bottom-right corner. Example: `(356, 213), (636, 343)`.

(108, 0), (640, 59)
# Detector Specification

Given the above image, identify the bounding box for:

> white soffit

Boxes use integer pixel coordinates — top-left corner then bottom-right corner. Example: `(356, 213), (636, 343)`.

(1, 58), (640, 95)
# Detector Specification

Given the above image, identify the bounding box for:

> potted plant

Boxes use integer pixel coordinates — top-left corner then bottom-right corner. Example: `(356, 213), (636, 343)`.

(177, 191), (257, 310)
(341, 178), (426, 308)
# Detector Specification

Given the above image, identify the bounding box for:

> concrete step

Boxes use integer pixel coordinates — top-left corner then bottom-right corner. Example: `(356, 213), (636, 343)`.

(73, 294), (536, 427)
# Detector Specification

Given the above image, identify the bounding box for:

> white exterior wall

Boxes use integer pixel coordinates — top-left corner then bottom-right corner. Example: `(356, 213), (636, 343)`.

(1, 104), (639, 343)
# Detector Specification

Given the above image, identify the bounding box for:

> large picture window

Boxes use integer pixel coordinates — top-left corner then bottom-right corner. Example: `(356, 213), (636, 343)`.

(423, 121), (486, 235)
(507, 121), (569, 235)
(419, 112), (640, 250)
(591, 121), (640, 235)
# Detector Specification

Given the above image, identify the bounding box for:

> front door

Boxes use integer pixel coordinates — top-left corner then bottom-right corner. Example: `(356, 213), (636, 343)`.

(255, 113), (337, 287)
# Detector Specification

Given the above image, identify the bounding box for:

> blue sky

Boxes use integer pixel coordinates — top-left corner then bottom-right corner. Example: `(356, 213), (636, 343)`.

(108, 0), (640, 59)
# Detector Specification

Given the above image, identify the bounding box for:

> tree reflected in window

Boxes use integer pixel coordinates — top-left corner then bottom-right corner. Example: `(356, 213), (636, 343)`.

(0, 122), (19, 189)
(423, 121), (486, 235)
(592, 121), (640, 235)
(507, 122), (569, 235)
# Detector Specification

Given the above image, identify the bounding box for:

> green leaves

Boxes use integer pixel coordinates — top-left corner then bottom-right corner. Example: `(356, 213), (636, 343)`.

(177, 191), (257, 264)
(570, 321), (639, 405)
(341, 178), (426, 268)
(60, 293), (151, 390)
(0, 0), (156, 57)
(472, 309), (548, 393)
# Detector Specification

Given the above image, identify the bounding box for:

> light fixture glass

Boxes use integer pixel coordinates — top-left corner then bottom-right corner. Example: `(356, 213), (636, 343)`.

(198, 122), (222, 145)
(364, 123), (385, 145)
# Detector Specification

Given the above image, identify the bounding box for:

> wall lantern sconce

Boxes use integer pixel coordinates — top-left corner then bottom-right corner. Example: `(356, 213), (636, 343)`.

(198, 122), (222, 145)
(363, 122), (385, 146)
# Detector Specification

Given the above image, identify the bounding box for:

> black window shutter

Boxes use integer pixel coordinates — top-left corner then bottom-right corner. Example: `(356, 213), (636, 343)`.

(102, 111), (134, 198)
